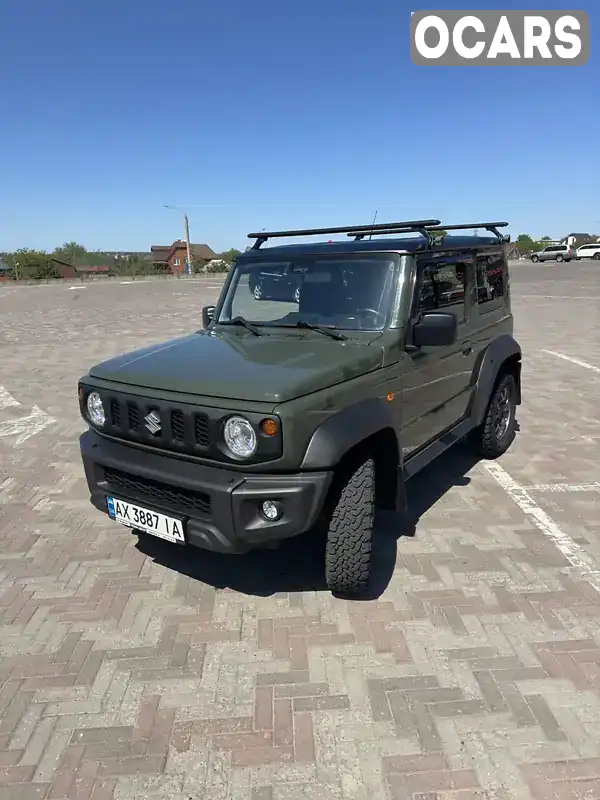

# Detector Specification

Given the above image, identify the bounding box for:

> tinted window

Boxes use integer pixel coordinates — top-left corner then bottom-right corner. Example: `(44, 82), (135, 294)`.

(475, 252), (505, 308)
(417, 255), (468, 321)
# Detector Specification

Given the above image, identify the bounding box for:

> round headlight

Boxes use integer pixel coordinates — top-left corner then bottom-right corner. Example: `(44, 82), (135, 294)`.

(223, 416), (257, 458)
(86, 392), (105, 427)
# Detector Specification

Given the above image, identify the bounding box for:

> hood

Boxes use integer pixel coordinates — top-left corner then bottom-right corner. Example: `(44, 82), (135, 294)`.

(88, 329), (384, 404)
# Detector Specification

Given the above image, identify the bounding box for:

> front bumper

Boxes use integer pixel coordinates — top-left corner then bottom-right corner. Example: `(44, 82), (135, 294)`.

(80, 430), (332, 554)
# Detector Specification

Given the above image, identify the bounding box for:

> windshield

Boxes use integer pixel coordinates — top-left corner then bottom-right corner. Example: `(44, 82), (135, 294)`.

(215, 254), (398, 331)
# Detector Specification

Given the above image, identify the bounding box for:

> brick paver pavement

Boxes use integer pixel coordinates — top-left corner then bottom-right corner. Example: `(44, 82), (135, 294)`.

(1, 265), (599, 800)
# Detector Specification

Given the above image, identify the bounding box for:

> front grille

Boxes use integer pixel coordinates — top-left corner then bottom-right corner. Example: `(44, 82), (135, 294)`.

(104, 467), (211, 516)
(195, 414), (210, 447)
(103, 395), (213, 457)
(128, 403), (140, 431)
(84, 387), (280, 464)
(171, 410), (185, 441)
(110, 400), (121, 426)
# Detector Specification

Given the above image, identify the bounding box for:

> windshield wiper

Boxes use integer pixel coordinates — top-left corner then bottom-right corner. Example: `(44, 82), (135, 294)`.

(294, 320), (348, 341)
(222, 316), (262, 336)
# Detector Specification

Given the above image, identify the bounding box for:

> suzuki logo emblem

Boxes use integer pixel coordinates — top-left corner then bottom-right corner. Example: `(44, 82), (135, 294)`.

(144, 410), (161, 435)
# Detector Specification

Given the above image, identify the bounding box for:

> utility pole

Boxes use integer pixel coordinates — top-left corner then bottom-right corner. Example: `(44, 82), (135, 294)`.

(163, 205), (193, 275)
(183, 213), (192, 275)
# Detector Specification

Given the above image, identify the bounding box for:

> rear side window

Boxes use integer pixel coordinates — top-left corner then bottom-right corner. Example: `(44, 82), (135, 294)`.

(416, 254), (470, 323)
(475, 251), (506, 312)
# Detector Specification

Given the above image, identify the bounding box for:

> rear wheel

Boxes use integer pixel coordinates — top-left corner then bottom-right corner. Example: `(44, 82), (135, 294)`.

(470, 373), (518, 459)
(324, 456), (375, 597)
(253, 283), (264, 300)
(531, 255), (539, 262)
(556, 254), (564, 262)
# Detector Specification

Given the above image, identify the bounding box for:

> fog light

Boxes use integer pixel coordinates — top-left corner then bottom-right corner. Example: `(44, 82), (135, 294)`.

(261, 500), (281, 521)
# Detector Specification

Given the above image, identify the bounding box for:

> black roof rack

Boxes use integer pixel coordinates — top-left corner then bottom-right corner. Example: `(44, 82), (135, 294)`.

(247, 219), (441, 249)
(350, 221), (510, 245)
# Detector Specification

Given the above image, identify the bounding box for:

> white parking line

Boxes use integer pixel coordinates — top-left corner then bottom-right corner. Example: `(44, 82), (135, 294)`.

(0, 405), (56, 445)
(526, 482), (600, 493)
(0, 387), (20, 410)
(482, 461), (600, 593)
(0, 386), (56, 444)
(542, 350), (600, 374)
(520, 295), (600, 301)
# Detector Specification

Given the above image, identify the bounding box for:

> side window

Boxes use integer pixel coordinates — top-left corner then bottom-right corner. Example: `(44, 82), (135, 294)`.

(475, 251), (506, 310)
(417, 255), (468, 322)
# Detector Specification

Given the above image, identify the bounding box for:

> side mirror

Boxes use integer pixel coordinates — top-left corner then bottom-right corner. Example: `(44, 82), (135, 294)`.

(202, 305), (215, 328)
(412, 311), (457, 347)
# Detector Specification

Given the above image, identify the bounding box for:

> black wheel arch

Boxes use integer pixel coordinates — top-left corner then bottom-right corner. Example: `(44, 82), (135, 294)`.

(301, 397), (403, 511)
(470, 334), (522, 427)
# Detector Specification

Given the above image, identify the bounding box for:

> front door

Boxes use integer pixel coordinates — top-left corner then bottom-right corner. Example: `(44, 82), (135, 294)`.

(401, 251), (477, 456)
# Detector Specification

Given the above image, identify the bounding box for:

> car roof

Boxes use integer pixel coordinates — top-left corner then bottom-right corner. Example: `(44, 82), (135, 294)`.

(238, 234), (502, 260)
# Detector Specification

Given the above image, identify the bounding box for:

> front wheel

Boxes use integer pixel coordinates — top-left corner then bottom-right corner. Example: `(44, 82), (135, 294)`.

(594, 252), (600, 260)
(325, 456), (375, 597)
(253, 283), (264, 300)
(470, 373), (518, 459)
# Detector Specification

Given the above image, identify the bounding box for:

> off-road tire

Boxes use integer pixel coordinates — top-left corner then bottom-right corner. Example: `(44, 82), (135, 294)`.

(471, 373), (518, 459)
(324, 456), (375, 597)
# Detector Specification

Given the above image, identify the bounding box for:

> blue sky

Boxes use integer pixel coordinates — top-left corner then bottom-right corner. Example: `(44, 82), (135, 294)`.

(1, 0), (598, 253)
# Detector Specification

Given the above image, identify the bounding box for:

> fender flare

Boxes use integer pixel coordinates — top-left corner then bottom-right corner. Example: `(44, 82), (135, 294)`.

(471, 334), (522, 426)
(301, 397), (400, 470)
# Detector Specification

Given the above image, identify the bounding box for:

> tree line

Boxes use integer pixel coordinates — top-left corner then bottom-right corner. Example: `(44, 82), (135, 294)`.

(2, 233), (568, 280)
(1, 242), (242, 280)
(515, 234), (556, 253)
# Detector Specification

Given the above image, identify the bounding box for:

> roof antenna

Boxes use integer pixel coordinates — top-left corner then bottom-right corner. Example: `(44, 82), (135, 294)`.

(368, 210), (378, 240)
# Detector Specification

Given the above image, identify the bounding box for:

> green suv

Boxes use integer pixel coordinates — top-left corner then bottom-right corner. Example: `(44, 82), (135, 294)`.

(78, 218), (522, 596)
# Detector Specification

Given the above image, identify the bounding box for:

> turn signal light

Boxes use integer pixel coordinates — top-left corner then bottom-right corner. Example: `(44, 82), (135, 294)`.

(260, 418), (278, 436)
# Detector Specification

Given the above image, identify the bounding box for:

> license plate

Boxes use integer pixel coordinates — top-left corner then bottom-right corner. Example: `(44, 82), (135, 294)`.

(106, 496), (185, 544)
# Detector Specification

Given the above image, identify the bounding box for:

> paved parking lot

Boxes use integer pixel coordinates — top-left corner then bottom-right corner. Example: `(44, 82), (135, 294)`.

(1, 261), (599, 800)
